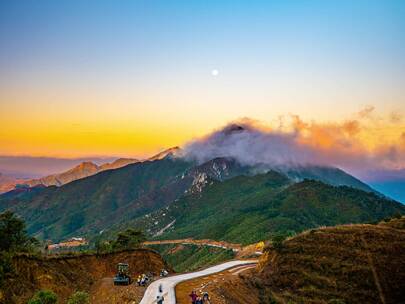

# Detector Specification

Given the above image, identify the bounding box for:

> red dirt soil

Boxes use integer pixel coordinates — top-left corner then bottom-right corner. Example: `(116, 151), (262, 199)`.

(175, 264), (260, 304)
(1, 249), (169, 304)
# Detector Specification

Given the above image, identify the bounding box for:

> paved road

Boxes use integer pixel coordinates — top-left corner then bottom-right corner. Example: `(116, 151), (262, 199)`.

(139, 260), (257, 304)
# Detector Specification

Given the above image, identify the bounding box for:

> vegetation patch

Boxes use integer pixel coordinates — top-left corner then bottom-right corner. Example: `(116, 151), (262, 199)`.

(146, 243), (235, 272)
(147, 173), (404, 245)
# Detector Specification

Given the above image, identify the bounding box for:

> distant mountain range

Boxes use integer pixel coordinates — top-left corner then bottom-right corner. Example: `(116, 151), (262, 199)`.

(25, 158), (139, 187)
(0, 159), (138, 193)
(365, 169), (405, 203)
(0, 147), (182, 193)
(0, 149), (403, 243)
(0, 156), (117, 178)
(0, 173), (26, 193)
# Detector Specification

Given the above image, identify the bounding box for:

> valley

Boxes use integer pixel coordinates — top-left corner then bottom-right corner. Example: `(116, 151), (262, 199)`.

(1, 213), (404, 304)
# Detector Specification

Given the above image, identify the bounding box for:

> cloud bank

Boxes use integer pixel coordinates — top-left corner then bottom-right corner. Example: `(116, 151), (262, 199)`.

(183, 111), (405, 181)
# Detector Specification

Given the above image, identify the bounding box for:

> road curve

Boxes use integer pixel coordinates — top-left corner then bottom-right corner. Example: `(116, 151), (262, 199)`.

(139, 260), (257, 304)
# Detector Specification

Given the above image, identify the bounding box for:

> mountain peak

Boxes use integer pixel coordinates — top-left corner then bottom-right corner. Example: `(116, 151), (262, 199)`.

(99, 158), (139, 171)
(222, 124), (246, 135)
(149, 147), (181, 161)
(75, 162), (98, 170)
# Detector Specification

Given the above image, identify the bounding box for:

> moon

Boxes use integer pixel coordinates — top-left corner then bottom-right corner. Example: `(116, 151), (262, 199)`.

(211, 69), (219, 76)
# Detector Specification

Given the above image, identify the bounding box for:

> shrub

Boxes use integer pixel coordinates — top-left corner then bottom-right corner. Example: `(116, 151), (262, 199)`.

(95, 239), (112, 254)
(28, 290), (57, 304)
(67, 291), (90, 304)
(112, 229), (146, 250)
(271, 233), (288, 251)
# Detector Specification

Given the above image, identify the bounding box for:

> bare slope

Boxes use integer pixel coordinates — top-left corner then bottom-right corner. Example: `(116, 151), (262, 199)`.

(0, 249), (168, 304)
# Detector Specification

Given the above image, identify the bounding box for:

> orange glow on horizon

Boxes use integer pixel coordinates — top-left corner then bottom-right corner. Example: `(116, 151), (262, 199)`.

(1, 109), (404, 160)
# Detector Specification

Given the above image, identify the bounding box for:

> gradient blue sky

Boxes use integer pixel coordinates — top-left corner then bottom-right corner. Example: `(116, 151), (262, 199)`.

(0, 0), (404, 157)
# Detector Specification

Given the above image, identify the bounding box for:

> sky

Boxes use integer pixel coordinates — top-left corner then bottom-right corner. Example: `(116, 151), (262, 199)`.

(0, 0), (405, 159)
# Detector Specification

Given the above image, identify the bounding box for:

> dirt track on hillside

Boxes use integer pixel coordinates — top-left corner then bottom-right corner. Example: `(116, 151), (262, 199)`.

(90, 277), (146, 304)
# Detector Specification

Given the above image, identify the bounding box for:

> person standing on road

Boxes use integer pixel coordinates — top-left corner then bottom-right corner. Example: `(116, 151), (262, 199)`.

(189, 290), (197, 304)
(202, 292), (211, 304)
(156, 294), (164, 304)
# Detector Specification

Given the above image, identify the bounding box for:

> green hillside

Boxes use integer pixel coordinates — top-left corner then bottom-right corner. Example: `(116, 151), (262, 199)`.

(0, 157), (192, 241)
(0, 156), (401, 244)
(283, 165), (375, 193)
(145, 172), (405, 244)
(146, 243), (235, 272)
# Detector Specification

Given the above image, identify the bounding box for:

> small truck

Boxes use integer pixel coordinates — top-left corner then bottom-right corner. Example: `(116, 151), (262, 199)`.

(113, 263), (132, 285)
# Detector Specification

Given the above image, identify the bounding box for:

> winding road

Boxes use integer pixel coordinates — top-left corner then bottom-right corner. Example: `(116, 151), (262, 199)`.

(139, 260), (257, 304)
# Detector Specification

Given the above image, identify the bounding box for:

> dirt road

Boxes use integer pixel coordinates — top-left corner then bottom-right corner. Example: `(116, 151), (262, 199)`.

(90, 277), (146, 304)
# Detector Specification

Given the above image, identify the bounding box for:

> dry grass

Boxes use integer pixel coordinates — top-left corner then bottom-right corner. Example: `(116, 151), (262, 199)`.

(255, 217), (405, 304)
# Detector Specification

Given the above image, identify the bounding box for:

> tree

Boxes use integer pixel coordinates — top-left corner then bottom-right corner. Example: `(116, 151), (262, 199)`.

(95, 239), (112, 254)
(67, 291), (89, 304)
(271, 233), (288, 252)
(28, 290), (57, 304)
(112, 229), (146, 250)
(0, 210), (38, 252)
(0, 211), (38, 286)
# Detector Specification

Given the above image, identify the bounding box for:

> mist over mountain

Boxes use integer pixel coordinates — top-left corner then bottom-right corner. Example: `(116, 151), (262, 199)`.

(184, 123), (315, 168)
(183, 120), (405, 186)
(184, 118), (403, 175)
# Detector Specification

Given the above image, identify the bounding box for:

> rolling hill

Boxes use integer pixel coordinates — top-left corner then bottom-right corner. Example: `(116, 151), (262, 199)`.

(200, 217), (405, 304)
(136, 172), (405, 244)
(252, 216), (405, 303)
